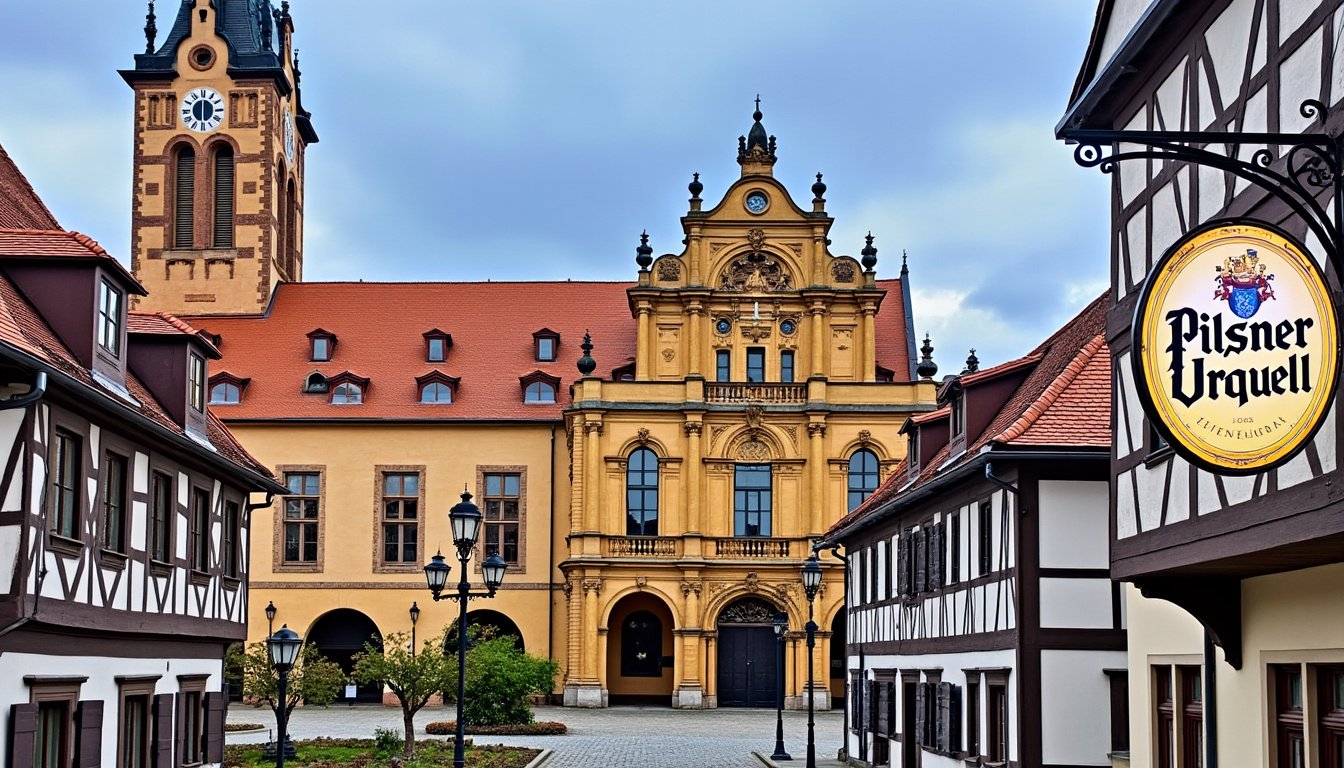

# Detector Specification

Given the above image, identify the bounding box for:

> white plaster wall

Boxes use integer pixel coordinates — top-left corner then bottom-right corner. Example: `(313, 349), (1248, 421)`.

(1037, 480), (1108, 569)
(0, 652), (223, 768)
(1097, 0), (1159, 75)
(1039, 578), (1114, 629)
(1040, 649), (1128, 766)
(1124, 583), (1205, 768)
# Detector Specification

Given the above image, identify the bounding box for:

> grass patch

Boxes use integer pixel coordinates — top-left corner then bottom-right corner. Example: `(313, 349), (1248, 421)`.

(223, 738), (539, 768)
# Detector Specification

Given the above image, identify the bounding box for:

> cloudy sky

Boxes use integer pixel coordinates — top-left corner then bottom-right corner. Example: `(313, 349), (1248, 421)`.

(0, 1), (1109, 370)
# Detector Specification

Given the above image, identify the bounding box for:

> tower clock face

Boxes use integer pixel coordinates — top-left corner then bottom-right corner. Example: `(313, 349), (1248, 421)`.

(180, 88), (225, 132)
(283, 107), (296, 164)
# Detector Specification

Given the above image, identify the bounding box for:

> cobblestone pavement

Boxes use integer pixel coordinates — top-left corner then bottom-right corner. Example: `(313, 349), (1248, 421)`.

(228, 703), (844, 767)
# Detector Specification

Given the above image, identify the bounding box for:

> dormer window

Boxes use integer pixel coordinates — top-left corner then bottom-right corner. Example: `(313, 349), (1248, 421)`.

(303, 372), (329, 394)
(188, 353), (206, 413)
(521, 371), (561, 404)
(209, 373), (249, 405)
(951, 392), (965, 438)
(308, 329), (336, 362)
(327, 372), (369, 405)
(533, 329), (559, 362)
(417, 371), (459, 404)
(97, 279), (122, 356)
(424, 330), (453, 363)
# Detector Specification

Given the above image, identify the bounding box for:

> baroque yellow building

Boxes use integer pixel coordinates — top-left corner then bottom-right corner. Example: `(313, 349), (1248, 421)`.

(124, 0), (936, 709)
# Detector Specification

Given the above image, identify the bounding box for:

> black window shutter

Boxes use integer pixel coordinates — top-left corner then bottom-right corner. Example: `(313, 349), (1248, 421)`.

(212, 148), (235, 248)
(915, 529), (928, 593)
(204, 691), (226, 763)
(930, 522), (944, 590)
(850, 672), (862, 732)
(936, 682), (950, 752)
(876, 681), (889, 737)
(175, 693), (187, 764)
(887, 682), (897, 741)
(152, 693), (174, 768)
(914, 681), (926, 746)
(9, 703), (37, 768)
(896, 533), (908, 596)
(949, 682), (963, 754)
(74, 700), (103, 768)
(174, 147), (195, 249)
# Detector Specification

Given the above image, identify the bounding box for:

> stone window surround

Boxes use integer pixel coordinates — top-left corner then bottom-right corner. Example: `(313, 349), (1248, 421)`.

(373, 465), (426, 573)
(115, 674), (160, 768)
(26, 675), (86, 768)
(475, 465), (528, 575)
(273, 465), (326, 573)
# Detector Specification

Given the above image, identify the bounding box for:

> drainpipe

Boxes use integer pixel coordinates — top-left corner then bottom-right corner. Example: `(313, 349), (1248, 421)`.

(984, 462), (1020, 501)
(1204, 629), (1218, 768)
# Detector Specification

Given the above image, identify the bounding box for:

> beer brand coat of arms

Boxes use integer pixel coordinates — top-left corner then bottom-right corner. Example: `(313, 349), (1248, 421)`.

(1213, 248), (1276, 318)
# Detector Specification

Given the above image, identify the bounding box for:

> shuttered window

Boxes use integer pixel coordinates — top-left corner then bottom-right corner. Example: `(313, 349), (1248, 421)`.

(212, 146), (234, 248)
(174, 146), (195, 249)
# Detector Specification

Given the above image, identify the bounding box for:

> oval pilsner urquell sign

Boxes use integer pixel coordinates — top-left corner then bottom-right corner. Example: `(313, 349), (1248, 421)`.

(1134, 221), (1339, 475)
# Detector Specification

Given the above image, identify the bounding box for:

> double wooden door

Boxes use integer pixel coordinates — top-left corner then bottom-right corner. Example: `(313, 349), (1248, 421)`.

(717, 626), (777, 707)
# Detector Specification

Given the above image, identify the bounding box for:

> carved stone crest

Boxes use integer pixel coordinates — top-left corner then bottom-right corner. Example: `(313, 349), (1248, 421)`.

(656, 258), (683, 282)
(744, 572), (760, 593)
(858, 429), (872, 444)
(720, 251), (793, 292)
(738, 440), (770, 461)
(661, 347), (676, 362)
(744, 407), (764, 431)
(718, 596), (777, 624)
(636, 428), (650, 444)
(747, 229), (766, 252)
(832, 260), (856, 283)
(681, 580), (702, 598)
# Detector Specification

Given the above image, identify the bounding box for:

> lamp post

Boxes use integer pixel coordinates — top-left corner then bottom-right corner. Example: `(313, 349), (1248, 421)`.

(265, 600), (277, 637)
(409, 601), (420, 657)
(267, 625), (302, 768)
(801, 554), (823, 768)
(771, 611), (792, 761)
(424, 490), (507, 768)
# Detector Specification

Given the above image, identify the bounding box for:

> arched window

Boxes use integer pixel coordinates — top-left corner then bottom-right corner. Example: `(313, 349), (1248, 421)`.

(173, 145), (196, 248)
(524, 381), (555, 403)
(285, 178), (298, 277)
(276, 161), (288, 274)
(331, 382), (362, 404)
(210, 381), (240, 404)
(626, 448), (659, 536)
(620, 610), (662, 677)
(420, 381), (453, 404)
(212, 145), (234, 248)
(848, 449), (880, 511)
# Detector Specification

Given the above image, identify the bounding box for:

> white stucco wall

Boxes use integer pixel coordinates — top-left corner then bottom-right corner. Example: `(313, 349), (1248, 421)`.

(1040, 649), (1127, 766)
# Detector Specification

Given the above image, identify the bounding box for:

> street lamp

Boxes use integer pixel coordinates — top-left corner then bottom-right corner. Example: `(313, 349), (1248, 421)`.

(265, 600), (277, 637)
(424, 490), (507, 768)
(771, 611), (792, 761)
(267, 625), (302, 768)
(409, 602), (421, 657)
(801, 554), (824, 768)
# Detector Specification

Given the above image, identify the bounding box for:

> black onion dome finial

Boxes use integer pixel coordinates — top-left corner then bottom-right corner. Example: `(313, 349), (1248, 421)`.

(860, 232), (878, 270)
(635, 230), (653, 270)
(964, 349), (980, 374)
(144, 0), (157, 54)
(689, 172), (703, 200)
(812, 172), (827, 201)
(747, 95), (768, 151)
(577, 331), (597, 376)
(916, 334), (938, 380)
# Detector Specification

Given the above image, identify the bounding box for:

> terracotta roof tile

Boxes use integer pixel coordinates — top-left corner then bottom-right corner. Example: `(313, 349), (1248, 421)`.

(186, 278), (914, 421)
(0, 229), (145, 292)
(0, 144), (60, 230)
(128, 311), (222, 357)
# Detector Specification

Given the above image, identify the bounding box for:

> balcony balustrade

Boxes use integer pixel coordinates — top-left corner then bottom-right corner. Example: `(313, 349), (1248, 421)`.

(705, 382), (807, 405)
(605, 536), (680, 558)
(709, 537), (793, 558)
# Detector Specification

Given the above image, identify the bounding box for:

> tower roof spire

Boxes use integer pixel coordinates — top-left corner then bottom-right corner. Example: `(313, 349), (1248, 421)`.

(737, 96), (777, 176)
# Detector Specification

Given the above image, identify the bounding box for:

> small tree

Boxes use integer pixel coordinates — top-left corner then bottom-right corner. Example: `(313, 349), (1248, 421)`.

(235, 640), (346, 722)
(352, 630), (455, 757)
(453, 635), (560, 727)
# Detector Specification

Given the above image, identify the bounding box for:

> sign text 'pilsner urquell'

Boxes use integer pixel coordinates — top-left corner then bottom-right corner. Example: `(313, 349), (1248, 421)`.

(1134, 221), (1340, 474)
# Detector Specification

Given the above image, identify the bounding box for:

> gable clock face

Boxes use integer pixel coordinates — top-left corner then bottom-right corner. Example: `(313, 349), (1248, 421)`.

(283, 106), (296, 164)
(745, 191), (769, 214)
(180, 87), (225, 132)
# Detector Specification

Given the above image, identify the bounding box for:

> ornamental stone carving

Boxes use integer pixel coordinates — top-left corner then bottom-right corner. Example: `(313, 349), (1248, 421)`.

(744, 572), (760, 593)
(582, 579), (603, 595)
(681, 581), (703, 598)
(858, 429), (872, 444)
(684, 421), (704, 437)
(656, 258), (683, 282)
(718, 596), (778, 624)
(808, 423), (827, 438)
(636, 428), (651, 444)
(662, 347), (676, 362)
(747, 229), (766, 252)
(832, 260), (856, 283)
(738, 440), (770, 461)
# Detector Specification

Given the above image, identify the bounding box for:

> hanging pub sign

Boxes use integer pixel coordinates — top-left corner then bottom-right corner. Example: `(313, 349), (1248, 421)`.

(1133, 220), (1339, 475)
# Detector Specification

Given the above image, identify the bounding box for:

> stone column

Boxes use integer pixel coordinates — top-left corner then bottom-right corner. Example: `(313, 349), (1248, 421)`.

(583, 420), (602, 535)
(861, 305), (876, 382)
(635, 305), (651, 379)
(675, 580), (704, 707)
(684, 420), (704, 535)
(687, 302), (703, 377)
(809, 304), (827, 377)
(807, 421), (826, 536)
(705, 633), (718, 708)
(565, 577), (604, 707)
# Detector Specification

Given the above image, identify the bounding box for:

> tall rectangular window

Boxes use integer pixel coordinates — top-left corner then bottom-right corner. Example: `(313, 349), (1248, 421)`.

(188, 354), (206, 413)
(427, 337), (446, 362)
(52, 430), (80, 540)
(222, 501), (240, 579)
(482, 472), (521, 564)
(35, 700), (70, 768)
(746, 347), (765, 382)
(283, 472), (320, 563)
(102, 452), (128, 552)
(988, 682), (1008, 762)
(949, 513), (961, 584)
(967, 678), (980, 756)
(180, 689), (202, 764)
(1180, 666), (1204, 768)
(191, 488), (210, 572)
(536, 336), (556, 362)
(1156, 666), (1175, 768)
(98, 279), (122, 356)
(780, 350), (795, 383)
(151, 472), (172, 563)
(1318, 666), (1344, 767)
(733, 464), (772, 537)
(978, 501), (992, 576)
(1275, 665), (1304, 768)
(716, 350), (731, 382)
(381, 473), (420, 564)
(120, 693), (150, 768)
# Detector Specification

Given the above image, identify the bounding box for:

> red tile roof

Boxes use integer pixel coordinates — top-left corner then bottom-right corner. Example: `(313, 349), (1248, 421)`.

(0, 145), (60, 230)
(128, 311), (222, 357)
(0, 228), (145, 292)
(828, 292), (1110, 536)
(185, 278), (913, 421)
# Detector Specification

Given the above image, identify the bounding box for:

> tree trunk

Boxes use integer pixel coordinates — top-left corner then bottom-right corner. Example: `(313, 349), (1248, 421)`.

(403, 710), (416, 757)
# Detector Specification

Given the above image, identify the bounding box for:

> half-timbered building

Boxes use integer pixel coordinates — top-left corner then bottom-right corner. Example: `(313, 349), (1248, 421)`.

(823, 295), (1127, 768)
(1060, 1), (1344, 766)
(0, 142), (285, 768)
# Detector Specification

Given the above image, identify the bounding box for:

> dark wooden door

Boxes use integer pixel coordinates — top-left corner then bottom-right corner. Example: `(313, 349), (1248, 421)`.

(717, 626), (776, 707)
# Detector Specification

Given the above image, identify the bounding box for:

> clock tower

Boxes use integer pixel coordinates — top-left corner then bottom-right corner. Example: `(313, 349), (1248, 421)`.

(121, 0), (317, 315)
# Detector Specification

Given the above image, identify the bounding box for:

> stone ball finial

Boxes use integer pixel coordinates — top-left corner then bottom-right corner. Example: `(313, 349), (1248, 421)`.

(689, 172), (703, 200)
(916, 334), (938, 380)
(635, 231), (653, 270)
(577, 331), (597, 376)
(812, 172), (827, 201)
(860, 232), (878, 271)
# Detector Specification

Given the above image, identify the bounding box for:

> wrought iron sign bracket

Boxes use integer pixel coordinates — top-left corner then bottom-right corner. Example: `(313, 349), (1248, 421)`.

(1063, 99), (1344, 282)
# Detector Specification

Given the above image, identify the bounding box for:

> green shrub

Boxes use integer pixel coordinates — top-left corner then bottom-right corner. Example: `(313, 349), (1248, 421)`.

(372, 727), (401, 758)
(425, 720), (567, 736)
(448, 636), (560, 727)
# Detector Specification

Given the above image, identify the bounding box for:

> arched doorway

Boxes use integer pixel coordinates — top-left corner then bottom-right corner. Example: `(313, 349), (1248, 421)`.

(716, 596), (782, 708)
(445, 609), (524, 651)
(830, 608), (847, 708)
(307, 609), (382, 703)
(607, 593), (675, 706)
